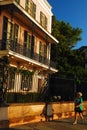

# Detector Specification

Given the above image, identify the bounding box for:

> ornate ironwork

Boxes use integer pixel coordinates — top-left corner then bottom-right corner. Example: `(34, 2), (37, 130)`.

(0, 39), (56, 68)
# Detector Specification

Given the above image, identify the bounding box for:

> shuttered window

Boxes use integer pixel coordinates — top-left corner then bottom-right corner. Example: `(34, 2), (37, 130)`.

(14, 24), (19, 43)
(2, 16), (8, 49)
(40, 11), (47, 30)
(25, 0), (36, 19)
(15, 0), (20, 4)
(24, 30), (32, 50)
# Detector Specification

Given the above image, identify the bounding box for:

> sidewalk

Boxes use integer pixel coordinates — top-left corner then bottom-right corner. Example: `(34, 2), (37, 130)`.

(2, 116), (87, 130)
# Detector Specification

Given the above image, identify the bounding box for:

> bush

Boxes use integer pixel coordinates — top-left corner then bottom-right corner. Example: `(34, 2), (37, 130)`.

(6, 92), (42, 103)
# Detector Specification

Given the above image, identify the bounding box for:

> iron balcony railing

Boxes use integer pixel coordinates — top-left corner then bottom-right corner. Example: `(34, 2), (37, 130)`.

(0, 40), (56, 68)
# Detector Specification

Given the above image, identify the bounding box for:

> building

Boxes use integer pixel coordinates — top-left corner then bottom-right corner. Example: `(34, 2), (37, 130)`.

(0, 0), (58, 95)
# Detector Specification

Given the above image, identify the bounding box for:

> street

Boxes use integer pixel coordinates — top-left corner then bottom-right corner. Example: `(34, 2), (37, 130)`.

(3, 116), (87, 130)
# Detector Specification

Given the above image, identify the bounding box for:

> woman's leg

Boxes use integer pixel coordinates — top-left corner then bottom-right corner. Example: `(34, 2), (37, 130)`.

(73, 112), (78, 124)
(79, 112), (84, 120)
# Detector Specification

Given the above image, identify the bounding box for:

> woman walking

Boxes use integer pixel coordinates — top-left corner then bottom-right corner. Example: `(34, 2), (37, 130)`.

(73, 92), (84, 125)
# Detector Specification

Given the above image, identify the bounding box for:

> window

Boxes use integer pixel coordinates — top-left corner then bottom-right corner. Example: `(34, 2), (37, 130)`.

(7, 21), (14, 41)
(39, 41), (43, 56)
(2, 16), (19, 49)
(40, 12), (47, 30)
(25, 0), (36, 19)
(15, 0), (20, 4)
(24, 31), (32, 56)
(3, 17), (19, 43)
(14, 24), (19, 43)
(21, 75), (32, 91)
(39, 41), (47, 62)
(7, 21), (11, 40)
(24, 31), (32, 50)
(7, 67), (15, 91)
(44, 45), (47, 58)
(39, 42), (47, 57)
(24, 31), (35, 58)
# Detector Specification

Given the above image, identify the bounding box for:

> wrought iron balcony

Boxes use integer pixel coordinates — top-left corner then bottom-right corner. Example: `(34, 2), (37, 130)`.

(0, 40), (56, 68)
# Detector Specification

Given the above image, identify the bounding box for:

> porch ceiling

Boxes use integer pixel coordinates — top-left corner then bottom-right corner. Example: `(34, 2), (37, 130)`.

(9, 52), (58, 73)
(0, 50), (58, 73)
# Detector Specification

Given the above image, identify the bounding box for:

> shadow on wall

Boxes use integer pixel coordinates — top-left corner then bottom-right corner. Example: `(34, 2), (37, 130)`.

(40, 102), (54, 121)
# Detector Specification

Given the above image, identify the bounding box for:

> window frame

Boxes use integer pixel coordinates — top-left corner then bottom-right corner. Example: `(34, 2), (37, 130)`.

(24, 30), (32, 50)
(25, 0), (36, 19)
(15, 0), (20, 4)
(40, 11), (48, 30)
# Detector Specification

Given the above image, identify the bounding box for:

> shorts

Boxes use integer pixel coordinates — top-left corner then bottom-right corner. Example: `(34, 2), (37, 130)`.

(75, 107), (83, 113)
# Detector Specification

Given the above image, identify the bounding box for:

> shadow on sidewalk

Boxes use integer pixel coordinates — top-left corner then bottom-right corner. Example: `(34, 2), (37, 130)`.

(52, 120), (72, 126)
(53, 117), (87, 126)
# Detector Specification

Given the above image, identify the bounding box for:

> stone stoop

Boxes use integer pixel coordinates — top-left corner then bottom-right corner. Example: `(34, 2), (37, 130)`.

(0, 120), (9, 129)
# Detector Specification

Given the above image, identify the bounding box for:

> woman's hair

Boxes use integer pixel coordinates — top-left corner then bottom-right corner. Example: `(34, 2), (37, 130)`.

(77, 92), (82, 97)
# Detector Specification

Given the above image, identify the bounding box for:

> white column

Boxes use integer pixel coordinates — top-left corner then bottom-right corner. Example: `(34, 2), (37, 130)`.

(14, 73), (21, 92)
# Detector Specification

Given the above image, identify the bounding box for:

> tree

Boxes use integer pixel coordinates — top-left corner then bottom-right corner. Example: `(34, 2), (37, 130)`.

(52, 16), (82, 49)
(51, 16), (86, 82)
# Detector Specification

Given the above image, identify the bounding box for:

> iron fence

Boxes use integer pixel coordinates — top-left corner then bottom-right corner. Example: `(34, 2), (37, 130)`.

(0, 39), (56, 68)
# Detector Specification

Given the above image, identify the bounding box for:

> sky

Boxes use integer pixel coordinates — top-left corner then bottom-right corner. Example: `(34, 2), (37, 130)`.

(47, 0), (87, 49)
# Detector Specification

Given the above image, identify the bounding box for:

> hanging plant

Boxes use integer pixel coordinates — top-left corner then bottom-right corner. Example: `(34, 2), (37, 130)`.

(16, 68), (23, 73)
(21, 70), (34, 76)
(8, 66), (34, 76)
(8, 66), (17, 73)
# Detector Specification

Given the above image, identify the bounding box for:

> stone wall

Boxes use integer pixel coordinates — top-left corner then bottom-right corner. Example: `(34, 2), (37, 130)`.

(0, 101), (87, 128)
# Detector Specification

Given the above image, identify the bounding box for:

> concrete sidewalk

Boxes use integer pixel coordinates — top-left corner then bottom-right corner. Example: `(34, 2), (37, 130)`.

(2, 116), (87, 130)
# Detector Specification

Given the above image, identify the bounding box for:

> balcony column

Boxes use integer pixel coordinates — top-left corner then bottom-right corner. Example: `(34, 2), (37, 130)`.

(31, 70), (38, 92)
(48, 43), (51, 67)
(46, 43), (51, 101)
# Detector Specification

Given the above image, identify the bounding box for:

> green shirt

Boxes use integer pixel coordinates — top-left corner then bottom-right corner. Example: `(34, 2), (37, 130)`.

(75, 97), (83, 110)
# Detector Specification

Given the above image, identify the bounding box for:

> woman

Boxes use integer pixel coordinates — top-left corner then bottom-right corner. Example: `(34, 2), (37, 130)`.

(73, 92), (84, 125)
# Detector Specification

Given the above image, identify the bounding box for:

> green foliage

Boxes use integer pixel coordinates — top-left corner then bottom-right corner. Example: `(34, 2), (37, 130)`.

(8, 66), (34, 76)
(52, 16), (82, 48)
(51, 15), (86, 83)
(7, 92), (42, 103)
(21, 70), (34, 76)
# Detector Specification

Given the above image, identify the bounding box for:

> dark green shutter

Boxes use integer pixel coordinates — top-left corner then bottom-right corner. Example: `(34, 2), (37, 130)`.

(31, 35), (34, 58)
(24, 31), (27, 48)
(2, 16), (8, 49)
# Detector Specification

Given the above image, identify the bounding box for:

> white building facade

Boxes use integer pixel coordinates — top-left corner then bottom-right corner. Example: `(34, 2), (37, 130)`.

(0, 0), (58, 93)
